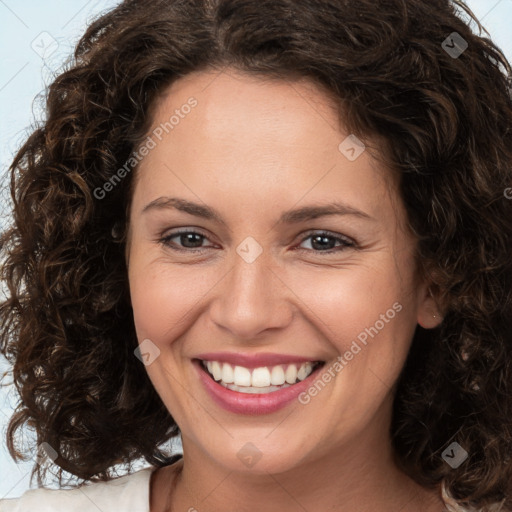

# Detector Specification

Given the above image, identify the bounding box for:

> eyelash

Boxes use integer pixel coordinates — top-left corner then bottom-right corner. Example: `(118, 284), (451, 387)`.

(158, 228), (356, 255)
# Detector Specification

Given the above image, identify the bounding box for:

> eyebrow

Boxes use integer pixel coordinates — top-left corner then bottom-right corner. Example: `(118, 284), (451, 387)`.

(141, 196), (374, 225)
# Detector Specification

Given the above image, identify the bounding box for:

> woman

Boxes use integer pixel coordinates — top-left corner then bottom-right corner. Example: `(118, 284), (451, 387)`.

(1, 0), (511, 511)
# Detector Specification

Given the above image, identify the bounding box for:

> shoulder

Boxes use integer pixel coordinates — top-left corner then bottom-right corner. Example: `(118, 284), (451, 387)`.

(0, 466), (156, 512)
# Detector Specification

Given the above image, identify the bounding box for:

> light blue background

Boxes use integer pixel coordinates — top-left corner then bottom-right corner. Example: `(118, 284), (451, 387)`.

(1, 0), (511, 499)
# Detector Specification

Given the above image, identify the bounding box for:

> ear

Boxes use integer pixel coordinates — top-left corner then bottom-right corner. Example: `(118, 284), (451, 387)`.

(416, 283), (444, 329)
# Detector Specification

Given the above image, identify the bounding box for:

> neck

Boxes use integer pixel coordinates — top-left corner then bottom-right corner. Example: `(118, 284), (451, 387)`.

(163, 422), (444, 512)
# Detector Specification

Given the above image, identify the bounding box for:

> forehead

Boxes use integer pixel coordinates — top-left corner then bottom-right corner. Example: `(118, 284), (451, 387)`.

(132, 69), (399, 227)
(145, 70), (344, 168)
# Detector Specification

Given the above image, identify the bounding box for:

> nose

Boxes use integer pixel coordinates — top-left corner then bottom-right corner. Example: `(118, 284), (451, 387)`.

(208, 250), (294, 341)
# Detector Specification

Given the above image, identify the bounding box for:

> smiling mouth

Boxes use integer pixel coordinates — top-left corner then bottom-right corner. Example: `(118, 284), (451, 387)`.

(198, 359), (325, 394)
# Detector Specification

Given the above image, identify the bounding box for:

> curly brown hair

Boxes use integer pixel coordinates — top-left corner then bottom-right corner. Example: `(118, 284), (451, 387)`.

(1, 0), (512, 509)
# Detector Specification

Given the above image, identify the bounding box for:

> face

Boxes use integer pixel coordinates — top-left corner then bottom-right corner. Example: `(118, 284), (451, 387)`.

(126, 69), (440, 474)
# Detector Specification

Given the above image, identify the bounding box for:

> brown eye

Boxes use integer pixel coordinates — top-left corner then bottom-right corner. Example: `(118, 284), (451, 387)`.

(159, 229), (211, 252)
(297, 231), (355, 254)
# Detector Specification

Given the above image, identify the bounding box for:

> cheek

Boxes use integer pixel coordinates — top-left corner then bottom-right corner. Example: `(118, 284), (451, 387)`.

(288, 259), (414, 350)
(127, 260), (211, 421)
(129, 261), (213, 343)
(292, 259), (419, 414)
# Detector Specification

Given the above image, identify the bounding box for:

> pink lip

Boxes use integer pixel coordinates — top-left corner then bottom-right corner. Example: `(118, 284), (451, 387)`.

(194, 351), (322, 369)
(193, 359), (325, 415)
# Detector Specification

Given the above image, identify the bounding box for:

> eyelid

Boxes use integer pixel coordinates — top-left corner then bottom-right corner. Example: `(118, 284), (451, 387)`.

(158, 227), (357, 254)
(159, 227), (214, 252)
(294, 229), (356, 252)
(297, 229), (355, 245)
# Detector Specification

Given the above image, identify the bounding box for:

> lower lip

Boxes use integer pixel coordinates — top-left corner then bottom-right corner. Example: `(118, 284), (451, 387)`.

(193, 359), (324, 415)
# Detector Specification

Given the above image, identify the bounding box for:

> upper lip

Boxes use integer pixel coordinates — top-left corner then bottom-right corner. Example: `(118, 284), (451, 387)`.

(194, 352), (324, 369)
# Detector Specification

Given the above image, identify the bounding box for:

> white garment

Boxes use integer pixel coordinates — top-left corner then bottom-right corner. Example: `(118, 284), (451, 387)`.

(0, 466), (155, 512)
(0, 467), (505, 511)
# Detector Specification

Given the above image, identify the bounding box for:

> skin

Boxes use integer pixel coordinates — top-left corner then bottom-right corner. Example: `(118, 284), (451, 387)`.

(126, 68), (444, 512)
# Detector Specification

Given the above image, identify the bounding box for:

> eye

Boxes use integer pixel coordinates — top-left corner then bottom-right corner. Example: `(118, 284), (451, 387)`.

(159, 228), (355, 255)
(159, 229), (212, 252)
(295, 230), (355, 254)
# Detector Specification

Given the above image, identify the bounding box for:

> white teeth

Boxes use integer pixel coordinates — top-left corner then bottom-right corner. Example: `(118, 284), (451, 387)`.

(233, 365), (252, 386)
(220, 382), (292, 394)
(202, 360), (318, 390)
(251, 367), (271, 387)
(211, 361), (222, 381)
(285, 364), (298, 384)
(221, 363), (234, 384)
(297, 362), (312, 381)
(270, 365), (285, 385)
